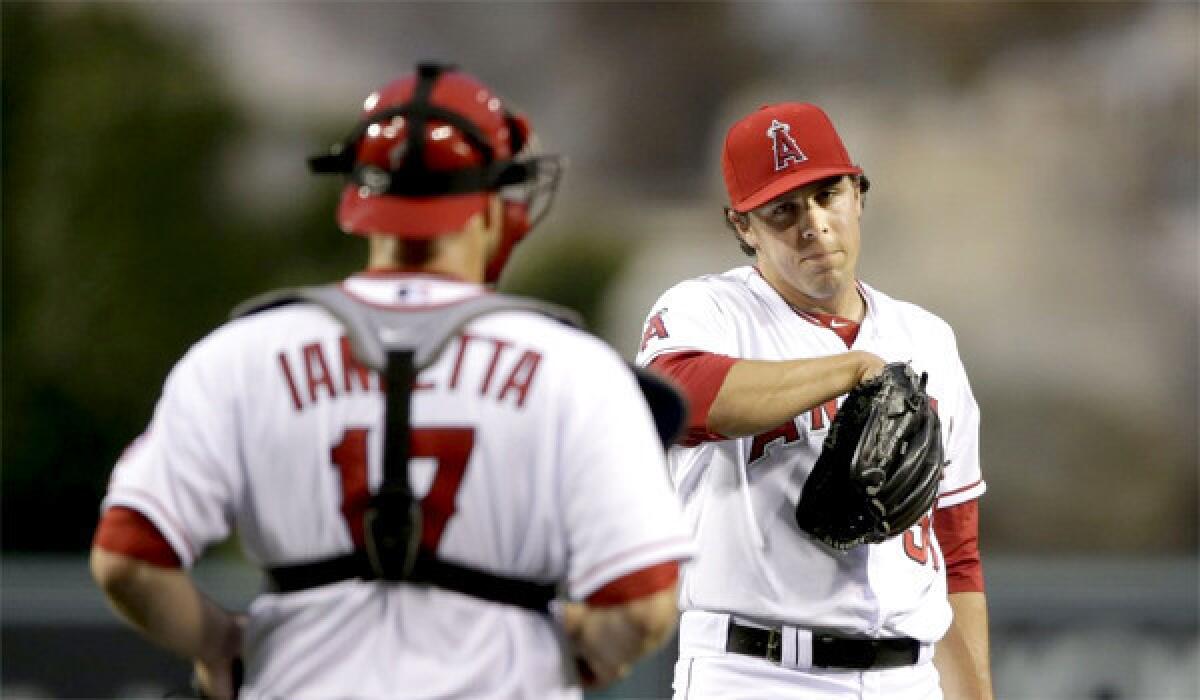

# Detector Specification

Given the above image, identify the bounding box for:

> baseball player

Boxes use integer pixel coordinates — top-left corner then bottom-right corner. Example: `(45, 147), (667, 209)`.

(636, 103), (992, 699)
(90, 63), (694, 699)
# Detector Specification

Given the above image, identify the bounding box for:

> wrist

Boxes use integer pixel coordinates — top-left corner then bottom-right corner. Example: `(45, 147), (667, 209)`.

(850, 351), (884, 384)
(198, 605), (241, 666)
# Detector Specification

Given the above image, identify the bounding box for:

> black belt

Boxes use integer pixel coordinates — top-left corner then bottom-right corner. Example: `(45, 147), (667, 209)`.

(726, 621), (920, 670)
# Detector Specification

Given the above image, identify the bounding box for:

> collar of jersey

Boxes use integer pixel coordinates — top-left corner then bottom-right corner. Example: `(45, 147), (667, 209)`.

(340, 271), (488, 310)
(746, 266), (878, 339)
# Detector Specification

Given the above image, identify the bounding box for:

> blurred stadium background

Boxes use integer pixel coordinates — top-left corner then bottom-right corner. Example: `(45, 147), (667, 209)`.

(2, 2), (1196, 698)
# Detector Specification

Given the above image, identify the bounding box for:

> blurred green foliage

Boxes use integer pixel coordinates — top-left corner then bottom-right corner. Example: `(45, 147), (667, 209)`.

(1, 3), (302, 551)
(1, 4), (631, 552)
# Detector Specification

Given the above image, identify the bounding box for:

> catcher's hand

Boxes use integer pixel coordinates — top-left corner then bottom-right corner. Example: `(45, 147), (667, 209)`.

(795, 362), (943, 550)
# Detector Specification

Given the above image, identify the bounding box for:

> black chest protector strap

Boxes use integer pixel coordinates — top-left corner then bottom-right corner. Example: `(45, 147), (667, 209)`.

(232, 285), (581, 614)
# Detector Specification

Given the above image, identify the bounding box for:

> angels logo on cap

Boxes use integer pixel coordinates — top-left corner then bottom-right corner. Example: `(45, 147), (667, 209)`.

(722, 103), (863, 213)
(768, 119), (807, 171)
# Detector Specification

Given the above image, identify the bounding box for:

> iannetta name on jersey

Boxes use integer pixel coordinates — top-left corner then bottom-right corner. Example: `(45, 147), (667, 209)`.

(276, 333), (544, 413)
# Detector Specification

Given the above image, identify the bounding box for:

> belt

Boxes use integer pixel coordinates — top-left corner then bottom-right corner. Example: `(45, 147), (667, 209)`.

(726, 621), (920, 671)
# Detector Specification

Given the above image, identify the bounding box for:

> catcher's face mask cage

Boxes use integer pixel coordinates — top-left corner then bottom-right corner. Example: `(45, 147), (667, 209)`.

(496, 123), (563, 236)
(309, 61), (563, 245)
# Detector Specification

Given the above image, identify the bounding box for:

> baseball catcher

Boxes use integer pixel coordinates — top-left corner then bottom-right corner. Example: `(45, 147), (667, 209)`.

(795, 362), (944, 550)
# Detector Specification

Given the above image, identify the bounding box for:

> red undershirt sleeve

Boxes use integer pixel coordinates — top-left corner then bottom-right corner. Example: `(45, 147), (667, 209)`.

(585, 561), (679, 606)
(93, 505), (182, 569)
(648, 351), (737, 446)
(934, 500), (984, 594)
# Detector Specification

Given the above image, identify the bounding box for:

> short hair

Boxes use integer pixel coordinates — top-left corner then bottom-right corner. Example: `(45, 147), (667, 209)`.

(724, 174), (870, 257)
(398, 239), (437, 266)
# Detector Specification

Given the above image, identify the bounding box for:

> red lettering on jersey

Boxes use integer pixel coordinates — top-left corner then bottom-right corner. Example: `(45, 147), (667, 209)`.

(479, 338), (513, 396)
(640, 311), (670, 351)
(331, 427), (371, 547)
(413, 427), (475, 549)
(339, 336), (374, 394)
(748, 420), (801, 465)
(447, 333), (474, 390)
(808, 398), (840, 431)
(278, 352), (304, 412)
(329, 426), (477, 554)
(303, 342), (338, 404)
(903, 514), (939, 570)
(497, 350), (543, 409)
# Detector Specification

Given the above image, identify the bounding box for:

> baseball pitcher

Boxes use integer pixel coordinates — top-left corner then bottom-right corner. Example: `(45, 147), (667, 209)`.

(637, 103), (991, 699)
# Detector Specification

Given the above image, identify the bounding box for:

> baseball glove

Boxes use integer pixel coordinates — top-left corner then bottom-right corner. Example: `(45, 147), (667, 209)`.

(794, 362), (943, 550)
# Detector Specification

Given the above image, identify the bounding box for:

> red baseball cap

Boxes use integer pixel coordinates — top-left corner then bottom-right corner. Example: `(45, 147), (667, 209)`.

(721, 103), (862, 213)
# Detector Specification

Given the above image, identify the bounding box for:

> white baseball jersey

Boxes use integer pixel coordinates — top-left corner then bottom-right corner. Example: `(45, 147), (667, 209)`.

(635, 266), (985, 646)
(102, 272), (693, 700)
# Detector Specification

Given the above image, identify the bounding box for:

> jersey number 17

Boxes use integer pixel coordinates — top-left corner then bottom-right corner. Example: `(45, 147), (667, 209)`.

(330, 426), (475, 553)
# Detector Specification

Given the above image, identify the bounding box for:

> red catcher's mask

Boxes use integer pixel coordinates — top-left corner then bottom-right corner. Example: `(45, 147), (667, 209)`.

(308, 62), (562, 282)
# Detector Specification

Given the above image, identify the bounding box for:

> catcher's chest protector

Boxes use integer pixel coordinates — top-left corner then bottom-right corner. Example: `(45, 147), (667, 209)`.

(232, 284), (582, 613)
(232, 285), (582, 375)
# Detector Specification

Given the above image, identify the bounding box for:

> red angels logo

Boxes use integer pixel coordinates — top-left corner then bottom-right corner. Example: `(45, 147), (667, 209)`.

(767, 119), (807, 171)
(640, 309), (670, 351)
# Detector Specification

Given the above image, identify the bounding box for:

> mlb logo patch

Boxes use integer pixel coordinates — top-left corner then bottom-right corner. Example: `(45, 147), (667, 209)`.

(767, 119), (807, 171)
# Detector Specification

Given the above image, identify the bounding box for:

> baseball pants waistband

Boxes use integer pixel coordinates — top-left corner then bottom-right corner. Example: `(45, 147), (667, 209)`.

(679, 610), (935, 672)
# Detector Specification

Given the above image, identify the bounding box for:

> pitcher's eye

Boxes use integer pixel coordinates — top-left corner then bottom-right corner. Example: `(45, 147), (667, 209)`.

(769, 202), (796, 219)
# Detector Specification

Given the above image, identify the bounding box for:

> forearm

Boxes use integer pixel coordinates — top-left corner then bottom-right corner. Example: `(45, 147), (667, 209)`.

(89, 547), (237, 666)
(934, 592), (993, 700)
(562, 584), (679, 687)
(708, 351), (879, 437)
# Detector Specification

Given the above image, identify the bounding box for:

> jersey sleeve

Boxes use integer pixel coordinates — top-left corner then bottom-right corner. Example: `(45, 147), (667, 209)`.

(936, 329), (986, 508)
(555, 337), (695, 601)
(92, 505), (183, 568)
(635, 279), (738, 366)
(100, 333), (244, 568)
(648, 351), (736, 445)
(933, 500), (984, 593)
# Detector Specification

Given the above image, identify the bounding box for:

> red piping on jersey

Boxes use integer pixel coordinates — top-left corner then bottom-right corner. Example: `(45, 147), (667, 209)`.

(933, 500), (984, 593)
(93, 506), (182, 569)
(586, 561), (679, 606)
(648, 352), (736, 445)
(937, 478), (984, 503)
(336, 280), (489, 311)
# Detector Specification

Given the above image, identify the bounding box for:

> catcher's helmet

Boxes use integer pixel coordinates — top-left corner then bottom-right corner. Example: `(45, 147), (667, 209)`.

(309, 62), (561, 279)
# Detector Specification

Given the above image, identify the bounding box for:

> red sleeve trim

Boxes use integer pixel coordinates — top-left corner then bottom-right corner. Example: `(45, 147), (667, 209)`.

(648, 351), (736, 445)
(933, 500), (983, 593)
(938, 478), (984, 502)
(93, 506), (182, 569)
(585, 561), (679, 607)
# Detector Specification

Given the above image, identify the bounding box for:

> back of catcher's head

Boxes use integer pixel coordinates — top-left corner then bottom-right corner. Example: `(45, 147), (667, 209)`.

(308, 62), (562, 281)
